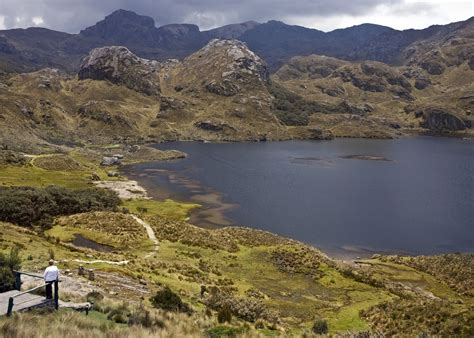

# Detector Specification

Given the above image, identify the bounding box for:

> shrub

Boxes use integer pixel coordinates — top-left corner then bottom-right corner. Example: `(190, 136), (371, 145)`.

(0, 247), (21, 292)
(128, 306), (165, 329)
(0, 186), (120, 228)
(207, 325), (245, 338)
(217, 305), (232, 323)
(106, 302), (130, 324)
(312, 318), (328, 334)
(150, 287), (192, 314)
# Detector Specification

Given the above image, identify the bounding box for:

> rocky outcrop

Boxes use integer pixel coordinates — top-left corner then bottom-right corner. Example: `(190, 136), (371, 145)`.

(78, 46), (161, 96)
(194, 120), (236, 132)
(307, 127), (334, 140)
(182, 39), (269, 97)
(337, 101), (374, 116)
(421, 108), (468, 132)
(414, 77), (431, 90)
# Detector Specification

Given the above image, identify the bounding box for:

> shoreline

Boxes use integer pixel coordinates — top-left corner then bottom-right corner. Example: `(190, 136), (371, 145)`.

(119, 161), (451, 261)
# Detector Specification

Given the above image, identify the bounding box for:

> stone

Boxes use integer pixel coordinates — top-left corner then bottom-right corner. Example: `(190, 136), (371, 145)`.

(307, 128), (334, 140)
(101, 156), (121, 166)
(194, 120), (235, 132)
(421, 108), (467, 132)
(87, 269), (95, 281)
(90, 172), (101, 181)
(107, 171), (120, 177)
(414, 77), (431, 90)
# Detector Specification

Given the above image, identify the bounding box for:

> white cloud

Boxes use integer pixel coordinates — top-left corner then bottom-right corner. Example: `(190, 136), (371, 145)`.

(299, 0), (473, 31)
(0, 16), (5, 30)
(32, 16), (44, 26)
(0, 0), (471, 33)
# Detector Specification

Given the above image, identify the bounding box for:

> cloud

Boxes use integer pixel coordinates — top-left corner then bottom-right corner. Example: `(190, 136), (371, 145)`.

(0, 0), (471, 33)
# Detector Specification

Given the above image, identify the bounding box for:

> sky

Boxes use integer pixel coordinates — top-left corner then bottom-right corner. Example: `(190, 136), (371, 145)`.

(0, 0), (472, 33)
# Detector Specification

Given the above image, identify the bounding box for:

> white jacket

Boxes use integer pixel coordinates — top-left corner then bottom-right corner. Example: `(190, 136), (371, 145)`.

(44, 265), (59, 282)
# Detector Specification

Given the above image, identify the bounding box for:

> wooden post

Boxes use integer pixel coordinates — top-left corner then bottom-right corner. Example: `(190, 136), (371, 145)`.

(14, 272), (21, 291)
(7, 297), (14, 316)
(54, 280), (59, 310)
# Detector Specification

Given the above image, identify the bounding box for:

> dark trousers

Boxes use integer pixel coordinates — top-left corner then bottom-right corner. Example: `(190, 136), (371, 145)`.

(45, 282), (53, 299)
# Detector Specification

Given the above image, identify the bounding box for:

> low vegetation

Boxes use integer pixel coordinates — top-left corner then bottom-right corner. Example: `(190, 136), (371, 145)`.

(268, 81), (330, 126)
(0, 149), (472, 336)
(0, 186), (120, 228)
(0, 247), (21, 292)
(381, 254), (474, 296)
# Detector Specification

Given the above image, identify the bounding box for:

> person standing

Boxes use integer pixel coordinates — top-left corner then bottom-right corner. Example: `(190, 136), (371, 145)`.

(44, 259), (59, 299)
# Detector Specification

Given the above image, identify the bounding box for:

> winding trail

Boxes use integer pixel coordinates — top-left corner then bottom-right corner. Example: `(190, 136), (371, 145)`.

(130, 214), (160, 258)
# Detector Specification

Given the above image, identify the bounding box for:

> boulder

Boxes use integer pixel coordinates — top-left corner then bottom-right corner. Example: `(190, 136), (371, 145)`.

(414, 77), (431, 90)
(469, 57), (474, 71)
(194, 120), (236, 132)
(338, 101), (374, 116)
(78, 46), (161, 96)
(307, 128), (334, 140)
(421, 108), (467, 132)
(101, 156), (122, 166)
(205, 80), (240, 96)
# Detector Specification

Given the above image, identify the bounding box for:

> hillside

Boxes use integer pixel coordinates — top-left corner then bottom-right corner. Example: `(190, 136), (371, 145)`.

(0, 151), (472, 336)
(0, 39), (290, 152)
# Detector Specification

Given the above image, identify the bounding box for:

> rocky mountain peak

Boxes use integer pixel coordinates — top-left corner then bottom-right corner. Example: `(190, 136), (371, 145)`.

(206, 21), (260, 39)
(79, 9), (157, 43)
(78, 46), (161, 96)
(158, 24), (200, 37)
(200, 39), (268, 82)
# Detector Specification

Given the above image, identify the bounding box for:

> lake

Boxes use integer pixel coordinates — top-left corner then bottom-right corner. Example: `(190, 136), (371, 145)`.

(122, 137), (474, 258)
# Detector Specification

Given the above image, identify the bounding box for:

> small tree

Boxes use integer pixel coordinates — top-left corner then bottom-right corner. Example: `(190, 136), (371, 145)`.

(217, 304), (232, 323)
(312, 318), (328, 335)
(150, 286), (192, 314)
(0, 247), (21, 292)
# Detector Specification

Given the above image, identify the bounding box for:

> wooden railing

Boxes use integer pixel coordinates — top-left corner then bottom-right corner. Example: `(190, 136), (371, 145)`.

(6, 271), (59, 316)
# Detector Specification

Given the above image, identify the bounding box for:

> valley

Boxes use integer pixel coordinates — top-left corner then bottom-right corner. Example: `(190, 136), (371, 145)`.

(0, 8), (473, 337)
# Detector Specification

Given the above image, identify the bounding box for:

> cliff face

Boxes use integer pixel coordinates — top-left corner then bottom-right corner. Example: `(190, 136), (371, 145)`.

(78, 46), (162, 96)
(272, 40), (474, 137)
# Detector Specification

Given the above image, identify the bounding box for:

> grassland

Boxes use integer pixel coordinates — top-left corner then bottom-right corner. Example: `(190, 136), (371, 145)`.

(0, 150), (472, 336)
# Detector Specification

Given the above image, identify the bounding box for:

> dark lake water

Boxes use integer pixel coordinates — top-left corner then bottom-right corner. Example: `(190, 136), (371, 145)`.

(122, 138), (474, 257)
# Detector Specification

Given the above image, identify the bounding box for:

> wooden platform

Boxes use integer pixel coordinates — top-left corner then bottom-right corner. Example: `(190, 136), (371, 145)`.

(0, 290), (52, 316)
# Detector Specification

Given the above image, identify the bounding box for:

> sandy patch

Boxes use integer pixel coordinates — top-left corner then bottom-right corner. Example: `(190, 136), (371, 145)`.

(93, 180), (149, 199)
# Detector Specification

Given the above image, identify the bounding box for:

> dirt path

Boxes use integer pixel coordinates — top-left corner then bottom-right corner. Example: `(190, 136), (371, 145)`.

(130, 215), (159, 258)
(64, 215), (158, 265)
(71, 259), (130, 265)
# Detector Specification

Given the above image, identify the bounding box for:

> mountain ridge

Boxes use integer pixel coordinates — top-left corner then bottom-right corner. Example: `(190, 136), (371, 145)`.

(0, 9), (472, 72)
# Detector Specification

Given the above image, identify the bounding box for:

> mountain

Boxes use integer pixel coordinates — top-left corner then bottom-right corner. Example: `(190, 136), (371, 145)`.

(0, 40), (287, 151)
(206, 21), (261, 39)
(0, 10), (472, 151)
(0, 9), (472, 73)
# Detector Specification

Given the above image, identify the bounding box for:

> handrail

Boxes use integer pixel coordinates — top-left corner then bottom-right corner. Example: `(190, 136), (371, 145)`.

(6, 274), (60, 316)
(12, 271), (43, 279)
(10, 283), (48, 299)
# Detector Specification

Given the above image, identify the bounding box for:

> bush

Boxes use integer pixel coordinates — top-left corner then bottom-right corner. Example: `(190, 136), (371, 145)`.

(128, 306), (165, 329)
(268, 82), (332, 126)
(0, 247), (21, 292)
(207, 325), (245, 338)
(150, 287), (192, 314)
(0, 186), (120, 228)
(217, 305), (232, 323)
(312, 318), (328, 334)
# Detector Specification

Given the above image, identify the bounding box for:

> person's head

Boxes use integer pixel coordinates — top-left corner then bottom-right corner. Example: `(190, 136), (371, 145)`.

(49, 259), (55, 266)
